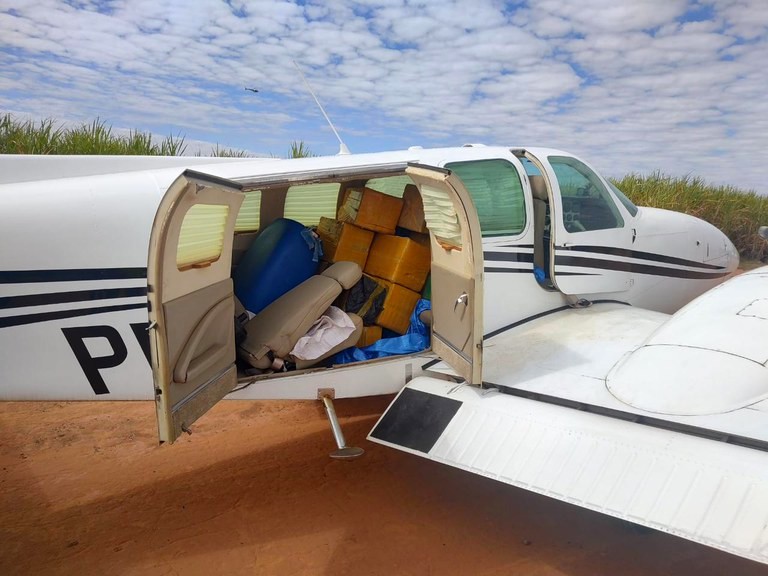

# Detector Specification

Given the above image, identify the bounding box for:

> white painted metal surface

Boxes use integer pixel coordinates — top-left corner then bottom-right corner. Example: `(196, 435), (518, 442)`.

(609, 268), (768, 415)
(0, 146), (738, 402)
(478, 296), (768, 444)
(370, 376), (768, 565)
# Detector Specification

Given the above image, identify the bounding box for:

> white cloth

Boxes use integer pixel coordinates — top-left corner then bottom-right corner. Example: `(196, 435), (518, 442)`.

(289, 306), (356, 361)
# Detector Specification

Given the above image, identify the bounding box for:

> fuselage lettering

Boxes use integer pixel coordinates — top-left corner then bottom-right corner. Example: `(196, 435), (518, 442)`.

(62, 323), (150, 395)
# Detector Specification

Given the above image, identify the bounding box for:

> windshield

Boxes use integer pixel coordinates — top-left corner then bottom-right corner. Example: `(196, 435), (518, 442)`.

(607, 180), (639, 217)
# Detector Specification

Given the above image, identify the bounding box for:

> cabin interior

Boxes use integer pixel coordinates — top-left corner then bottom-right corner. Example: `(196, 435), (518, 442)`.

(225, 173), (435, 383)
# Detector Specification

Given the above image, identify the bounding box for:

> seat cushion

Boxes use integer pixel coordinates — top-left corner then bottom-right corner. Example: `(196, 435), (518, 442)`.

(239, 275), (342, 364)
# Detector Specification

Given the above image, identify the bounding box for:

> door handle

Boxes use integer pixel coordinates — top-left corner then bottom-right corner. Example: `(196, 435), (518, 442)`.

(454, 292), (468, 311)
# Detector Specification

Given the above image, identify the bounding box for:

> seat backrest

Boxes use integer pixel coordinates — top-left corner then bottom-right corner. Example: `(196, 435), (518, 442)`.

(238, 262), (362, 368)
(233, 218), (319, 315)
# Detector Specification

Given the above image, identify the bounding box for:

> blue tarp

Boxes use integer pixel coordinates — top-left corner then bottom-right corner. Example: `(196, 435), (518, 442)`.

(331, 299), (432, 364)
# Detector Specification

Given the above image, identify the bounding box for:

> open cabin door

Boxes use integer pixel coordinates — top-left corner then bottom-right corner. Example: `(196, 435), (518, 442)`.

(147, 170), (243, 444)
(525, 152), (633, 296)
(406, 165), (484, 384)
(367, 165), (483, 454)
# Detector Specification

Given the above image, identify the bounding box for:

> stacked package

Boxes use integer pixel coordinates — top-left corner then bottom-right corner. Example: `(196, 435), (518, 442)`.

(316, 185), (431, 345)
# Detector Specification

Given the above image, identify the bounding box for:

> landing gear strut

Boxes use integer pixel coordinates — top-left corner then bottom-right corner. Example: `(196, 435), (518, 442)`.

(318, 389), (364, 459)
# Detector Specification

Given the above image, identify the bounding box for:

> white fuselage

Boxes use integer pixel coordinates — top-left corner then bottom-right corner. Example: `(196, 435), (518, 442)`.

(0, 146), (738, 400)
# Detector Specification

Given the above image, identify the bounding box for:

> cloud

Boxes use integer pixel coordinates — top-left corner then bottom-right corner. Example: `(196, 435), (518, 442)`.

(0, 0), (766, 192)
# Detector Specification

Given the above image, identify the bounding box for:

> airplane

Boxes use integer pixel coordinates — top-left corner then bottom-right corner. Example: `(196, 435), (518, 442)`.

(1, 144), (766, 565)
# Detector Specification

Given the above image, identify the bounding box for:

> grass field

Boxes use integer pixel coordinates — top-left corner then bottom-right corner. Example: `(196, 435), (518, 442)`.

(2, 114), (765, 260)
(613, 173), (767, 261)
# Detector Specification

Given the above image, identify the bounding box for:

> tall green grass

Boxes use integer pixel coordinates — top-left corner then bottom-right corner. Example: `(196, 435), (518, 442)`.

(0, 114), (187, 155)
(612, 173), (768, 261)
(3, 114), (764, 258)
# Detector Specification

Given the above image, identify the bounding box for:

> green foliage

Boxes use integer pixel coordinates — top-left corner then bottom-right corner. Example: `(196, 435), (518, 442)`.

(202, 144), (252, 157)
(289, 140), (315, 158)
(0, 114), (186, 155)
(0, 114), (64, 154)
(612, 172), (768, 261)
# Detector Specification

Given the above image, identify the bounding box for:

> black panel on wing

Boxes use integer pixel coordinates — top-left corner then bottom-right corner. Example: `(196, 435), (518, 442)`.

(370, 387), (462, 453)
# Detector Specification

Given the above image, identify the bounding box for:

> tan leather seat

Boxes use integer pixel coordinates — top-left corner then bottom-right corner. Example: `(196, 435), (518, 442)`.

(238, 261), (363, 369)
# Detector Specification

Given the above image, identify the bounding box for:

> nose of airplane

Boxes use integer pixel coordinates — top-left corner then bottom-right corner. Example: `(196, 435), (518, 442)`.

(725, 234), (740, 272)
(689, 215), (739, 274)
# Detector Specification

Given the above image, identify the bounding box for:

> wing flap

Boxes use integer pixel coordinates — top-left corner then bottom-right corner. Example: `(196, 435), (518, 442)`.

(369, 376), (768, 564)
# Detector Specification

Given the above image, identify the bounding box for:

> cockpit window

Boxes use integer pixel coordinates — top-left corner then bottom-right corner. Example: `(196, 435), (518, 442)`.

(445, 159), (526, 237)
(548, 156), (624, 232)
(607, 180), (639, 217)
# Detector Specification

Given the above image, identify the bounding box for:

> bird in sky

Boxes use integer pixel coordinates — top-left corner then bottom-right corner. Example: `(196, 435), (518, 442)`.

(244, 87), (259, 93)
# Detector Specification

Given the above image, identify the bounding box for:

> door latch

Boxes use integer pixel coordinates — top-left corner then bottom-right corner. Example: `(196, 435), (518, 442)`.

(454, 292), (468, 311)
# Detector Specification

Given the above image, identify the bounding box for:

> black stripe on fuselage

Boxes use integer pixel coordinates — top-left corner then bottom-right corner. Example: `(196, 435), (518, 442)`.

(485, 246), (729, 279)
(495, 243), (535, 249)
(484, 267), (532, 274)
(0, 287), (148, 310)
(484, 251), (534, 263)
(484, 267), (596, 276)
(0, 268), (147, 284)
(557, 245), (725, 270)
(0, 302), (149, 328)
(555, 255), (731, 280)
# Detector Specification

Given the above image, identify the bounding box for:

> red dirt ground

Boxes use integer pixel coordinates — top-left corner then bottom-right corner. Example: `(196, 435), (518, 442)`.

(0, 397), (764, 575)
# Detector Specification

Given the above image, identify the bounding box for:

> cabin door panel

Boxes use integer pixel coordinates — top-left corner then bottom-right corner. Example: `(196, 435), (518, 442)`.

(528, 153), (633, 296)
(147, 171), (244, 444)
(405, 165), (484, 385)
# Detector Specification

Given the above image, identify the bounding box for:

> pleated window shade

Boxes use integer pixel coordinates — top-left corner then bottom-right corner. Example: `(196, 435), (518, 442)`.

(176, 204), (229, 269)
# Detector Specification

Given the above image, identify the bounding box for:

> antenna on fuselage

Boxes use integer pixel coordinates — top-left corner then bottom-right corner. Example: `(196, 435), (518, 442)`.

(292, 60), (351, 155)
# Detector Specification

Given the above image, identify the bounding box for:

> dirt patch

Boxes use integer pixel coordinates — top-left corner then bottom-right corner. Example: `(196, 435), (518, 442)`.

(0, 398), (763, 575)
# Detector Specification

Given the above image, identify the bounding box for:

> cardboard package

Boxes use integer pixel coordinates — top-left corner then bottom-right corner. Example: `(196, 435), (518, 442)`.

(397, 184), (427, 233)
(357, 325), (382, 348)
(364, 234), (430, 292)
(338, 187), (403, 234)
(316, 217), (374, 269)
(375, 278), (421, 334)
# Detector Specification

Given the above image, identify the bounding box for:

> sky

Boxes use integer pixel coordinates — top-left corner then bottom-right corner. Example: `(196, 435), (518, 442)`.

(1, 0), (767, 192)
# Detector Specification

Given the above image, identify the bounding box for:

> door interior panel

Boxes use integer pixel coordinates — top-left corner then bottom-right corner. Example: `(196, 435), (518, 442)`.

(431, 263), (473, 357)
(163, 278), (236, 407)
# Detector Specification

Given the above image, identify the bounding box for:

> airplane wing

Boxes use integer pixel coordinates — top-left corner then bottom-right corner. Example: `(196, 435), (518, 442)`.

(370, 269), (768, 564)
(369, 377), (768, 564)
